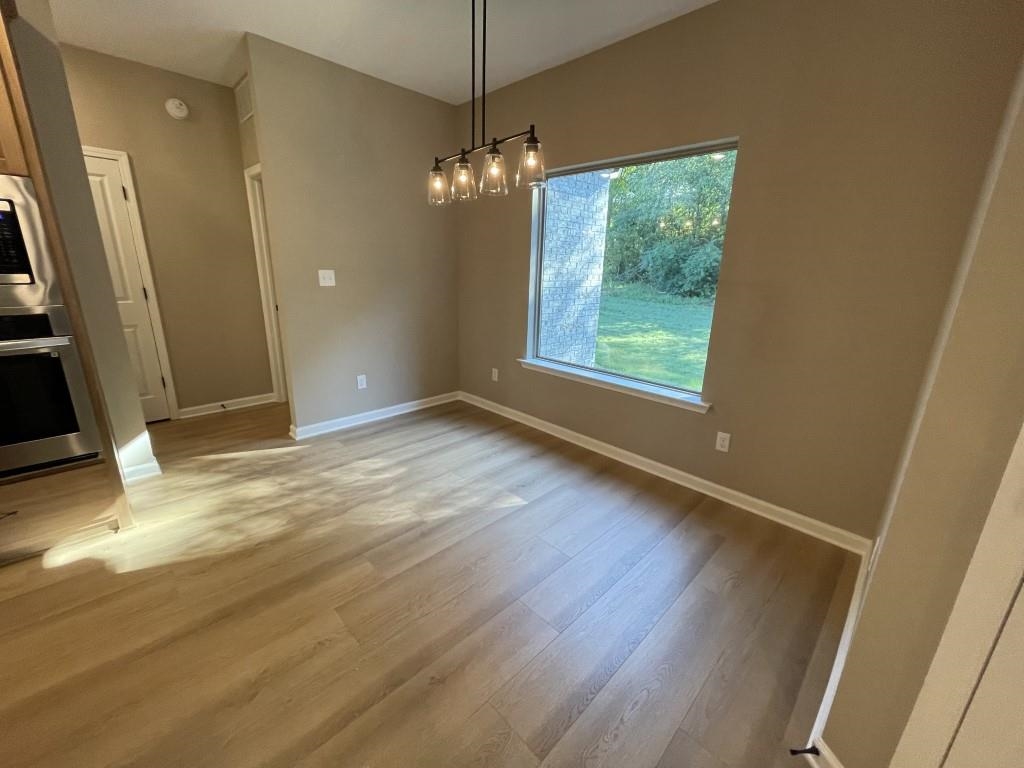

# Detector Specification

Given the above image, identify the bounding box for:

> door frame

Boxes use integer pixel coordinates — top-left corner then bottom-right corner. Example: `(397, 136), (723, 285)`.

(244, 163), (287, 402)
(82, 145), (179, 419)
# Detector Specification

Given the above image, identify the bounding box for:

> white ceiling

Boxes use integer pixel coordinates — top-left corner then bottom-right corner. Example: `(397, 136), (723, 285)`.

(49, 0), (718, 104)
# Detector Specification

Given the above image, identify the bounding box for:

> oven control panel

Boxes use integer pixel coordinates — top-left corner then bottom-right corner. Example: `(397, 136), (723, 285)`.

(0, 199), (34, 285)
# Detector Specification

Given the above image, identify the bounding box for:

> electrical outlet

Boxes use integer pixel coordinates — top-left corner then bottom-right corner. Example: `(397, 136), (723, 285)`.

(318, 269), (336, 287)
(356, 374), (367, 390)
(715, 432), (731, 452)
(491, 368), (499, 382)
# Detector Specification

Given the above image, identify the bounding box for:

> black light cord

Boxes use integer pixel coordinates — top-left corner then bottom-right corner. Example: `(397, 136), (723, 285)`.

(433, 1), (538, 169)
(470, 0), (475, 149)
(482, 0), (486, 146)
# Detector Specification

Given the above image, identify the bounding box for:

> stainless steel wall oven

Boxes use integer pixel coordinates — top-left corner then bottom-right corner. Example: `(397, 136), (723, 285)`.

(0, 176), (100, 477)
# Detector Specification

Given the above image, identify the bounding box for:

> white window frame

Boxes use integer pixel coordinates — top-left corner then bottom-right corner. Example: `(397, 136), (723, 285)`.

(521, 139), (738, 414)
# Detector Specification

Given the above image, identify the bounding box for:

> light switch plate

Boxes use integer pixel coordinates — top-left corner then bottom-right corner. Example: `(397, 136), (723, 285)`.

(491, 368), (499, 382)
(356, 374), (367, 390)
(715, 432), (731, 452)
(318, 269), (336, 287)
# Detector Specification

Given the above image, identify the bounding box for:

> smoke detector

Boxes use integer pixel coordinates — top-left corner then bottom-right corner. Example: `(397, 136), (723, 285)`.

(164, 98), (189, 120)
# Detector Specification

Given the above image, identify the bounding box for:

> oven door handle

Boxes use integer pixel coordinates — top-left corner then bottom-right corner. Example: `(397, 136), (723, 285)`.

(0, 335), (72, 353)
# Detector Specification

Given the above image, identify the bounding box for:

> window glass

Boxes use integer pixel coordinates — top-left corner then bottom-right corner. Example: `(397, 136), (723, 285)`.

(536, 147), (737, 393)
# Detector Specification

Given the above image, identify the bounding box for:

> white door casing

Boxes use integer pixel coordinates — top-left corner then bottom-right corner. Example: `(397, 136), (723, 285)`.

(244, 164), (287, 402)
(83, 149), (176, 421)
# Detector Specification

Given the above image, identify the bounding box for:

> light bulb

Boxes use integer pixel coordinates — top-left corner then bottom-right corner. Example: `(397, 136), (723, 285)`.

(480, 142), (508, 196)
(451, 152), (477, 200)
(516, 129), (546, 189)
(427, 162), (450, 206)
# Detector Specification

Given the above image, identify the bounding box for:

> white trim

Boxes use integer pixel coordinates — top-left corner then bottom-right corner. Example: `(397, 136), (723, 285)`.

(244, 163), (287, 403)
(82, 146), (180, 419)
(519, 357), (711, 413)
(549, 136), (742, 178)
(233, 75), (254, 123)
(122, 459), (162, 484)
(456, 391), (871, 555)
(290, 392), (461, 440)
(809, 548), (873, 742)
(803, 739), (845, 768)
(177, 392), (278, 419)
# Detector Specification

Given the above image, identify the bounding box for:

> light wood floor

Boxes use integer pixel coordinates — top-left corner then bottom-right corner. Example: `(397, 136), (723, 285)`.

(0, 401), (857, 767)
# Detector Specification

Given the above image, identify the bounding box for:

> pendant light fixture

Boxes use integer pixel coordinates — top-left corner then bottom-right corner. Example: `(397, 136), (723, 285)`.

(451, 150), (478, 200)
(516, 126), (546, 188)
(428, 159), (451, 206)
(427, 0), (545, 205)
(480, 141), (508, 196)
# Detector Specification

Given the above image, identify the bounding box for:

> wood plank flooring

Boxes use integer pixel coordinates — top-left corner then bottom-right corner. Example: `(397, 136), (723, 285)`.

(0, 401), (857, 767)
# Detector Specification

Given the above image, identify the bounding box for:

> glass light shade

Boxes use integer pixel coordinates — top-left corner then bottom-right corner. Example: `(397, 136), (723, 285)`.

(427, 166), (450, 206)
(451, 155), (477, 201)
(479, 146), (508, 196)
(516, 138), (546, 188)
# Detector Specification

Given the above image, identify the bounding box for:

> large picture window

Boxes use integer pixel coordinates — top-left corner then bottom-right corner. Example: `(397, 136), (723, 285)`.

(530, 144), (737, 398)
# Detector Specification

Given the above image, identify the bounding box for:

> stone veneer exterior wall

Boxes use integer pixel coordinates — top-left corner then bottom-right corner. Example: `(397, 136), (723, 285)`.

(537, 171), (612, 366)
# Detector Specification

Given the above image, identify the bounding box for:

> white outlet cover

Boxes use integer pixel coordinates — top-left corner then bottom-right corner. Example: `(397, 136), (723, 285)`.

(716, 432), (731, 452)
(491, 368), (499, 382)
(356, 374), (367, 390)
(318, 269), (336, 287)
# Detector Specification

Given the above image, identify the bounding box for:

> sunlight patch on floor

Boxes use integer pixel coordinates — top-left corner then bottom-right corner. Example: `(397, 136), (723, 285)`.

(195, 445), (310, 461)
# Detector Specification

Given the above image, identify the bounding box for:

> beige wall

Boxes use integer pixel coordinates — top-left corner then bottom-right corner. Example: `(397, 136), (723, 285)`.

(823, 68), (1024, 768)
(246, 35), (458, 430)
(455, 0), (1024, 537)
(60, 45), (272, 409)
(13, 0), (57, 42)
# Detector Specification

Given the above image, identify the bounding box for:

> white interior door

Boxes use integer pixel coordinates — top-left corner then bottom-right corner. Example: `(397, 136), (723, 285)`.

(84, 154), (170, 422)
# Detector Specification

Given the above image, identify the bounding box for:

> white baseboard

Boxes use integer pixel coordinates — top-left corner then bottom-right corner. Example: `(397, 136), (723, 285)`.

(176, 392), (279, 419)
(457, 391), (872, 556)
(808, 551), (872, 746)
(122, 458), (162, 484)
(803, 739), (844, 768)
(290, 392), (460, 440)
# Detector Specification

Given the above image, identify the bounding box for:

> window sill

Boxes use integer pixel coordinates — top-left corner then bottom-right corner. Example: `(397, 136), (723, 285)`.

(517, 357), (711, 414)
